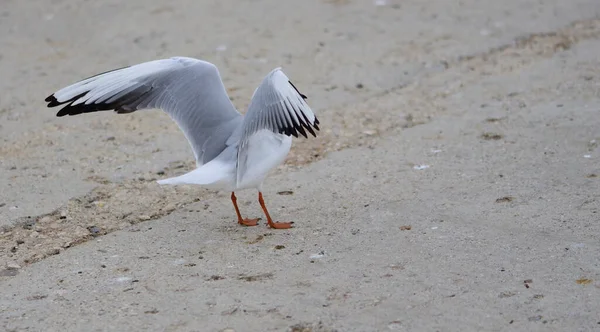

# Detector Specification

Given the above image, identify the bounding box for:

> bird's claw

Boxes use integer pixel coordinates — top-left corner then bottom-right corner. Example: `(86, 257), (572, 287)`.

(267, 221), (294, 229)
(239, 218), (260, 226)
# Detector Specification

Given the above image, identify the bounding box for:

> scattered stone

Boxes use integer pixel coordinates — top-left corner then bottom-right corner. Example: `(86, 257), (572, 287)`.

(0, 269), (19, 277)
(310, 251), (326, 261)
(221, 306), (239, 316)
(247, 235), (264, 244)
(362, 130), (376, 136)
(498, 291), (516, 298)
(238, 273), (274, 282)
(495, 196), (514, 203)
(413, 164), (430, 170)
(207, 275), (226, 281)
(163, 204), (176, 213)
(288, 321), (333, 332)
(481, 132), (503, 140)
(576, 278), (592, 285)
(26, 294), (48, 301)
(87, 226), (103, 236)
(388, 321), (403, 330)
(6, 262), (21, 270)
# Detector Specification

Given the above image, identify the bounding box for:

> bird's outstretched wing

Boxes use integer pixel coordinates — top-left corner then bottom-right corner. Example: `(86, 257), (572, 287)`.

(240, 68), (319, 140)
(45, 57), (243, 166)
(235, 68), (319, 184)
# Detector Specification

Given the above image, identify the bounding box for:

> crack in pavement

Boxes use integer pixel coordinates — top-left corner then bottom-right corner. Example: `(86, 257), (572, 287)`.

(1, 17), (599, 271)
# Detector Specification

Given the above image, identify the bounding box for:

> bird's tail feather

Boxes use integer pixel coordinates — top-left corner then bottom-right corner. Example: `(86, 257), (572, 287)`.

(156, 158), (234, 188)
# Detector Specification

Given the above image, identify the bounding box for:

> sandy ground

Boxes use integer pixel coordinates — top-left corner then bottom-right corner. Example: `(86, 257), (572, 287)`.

(0, 0), (599, 331)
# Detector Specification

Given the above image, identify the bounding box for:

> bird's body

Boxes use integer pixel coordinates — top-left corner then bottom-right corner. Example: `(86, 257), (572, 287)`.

(157, 129), (292, 193)
(45, 57), (319, 229)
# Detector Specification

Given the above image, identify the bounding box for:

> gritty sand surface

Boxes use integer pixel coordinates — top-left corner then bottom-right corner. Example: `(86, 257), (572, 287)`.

(1, 0), (599, 331)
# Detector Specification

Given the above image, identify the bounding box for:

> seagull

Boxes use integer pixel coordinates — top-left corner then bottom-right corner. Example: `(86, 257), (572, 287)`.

(45, 57), (319, 229)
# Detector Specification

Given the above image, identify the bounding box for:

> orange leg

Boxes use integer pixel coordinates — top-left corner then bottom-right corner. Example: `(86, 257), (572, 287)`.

(259, 192), (293, 229)
(231, 192), (259, 226)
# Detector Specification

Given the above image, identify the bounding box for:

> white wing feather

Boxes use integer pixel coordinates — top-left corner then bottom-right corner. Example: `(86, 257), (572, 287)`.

(235, 68), (319, 184)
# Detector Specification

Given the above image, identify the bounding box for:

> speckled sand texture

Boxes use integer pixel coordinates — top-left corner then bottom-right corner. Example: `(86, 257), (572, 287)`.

(1, 1), (599, 331)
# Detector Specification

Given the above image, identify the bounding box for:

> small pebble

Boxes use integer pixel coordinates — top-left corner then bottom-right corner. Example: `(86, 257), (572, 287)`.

(87, 226), (102, 236)
(6, 262), (21, 270)
(310, 251), (326, 259)
(39, 216), (53, 224)
(163, 204), (176, 212)
(363, 130), (376, 136)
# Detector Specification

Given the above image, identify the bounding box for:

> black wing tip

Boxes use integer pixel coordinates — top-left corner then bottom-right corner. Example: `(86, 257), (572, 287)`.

(301, 113), (319, 138)
(44, 94), (70, 116)
(279, 115), (320, 139)
(45, 65), (134, 116)
(49, 101), (61, 109)
(288, 80), (307, 100)
(45, 84), (150, 117)
(45, 92), (89, 117)
(45, 94), (66, 109)
(297, 125), (308, 138)
(274, 80), (318, 138)
(54, 101), (116, 117)
(45, 94), (56, 103)
(47, 93), (112, 117)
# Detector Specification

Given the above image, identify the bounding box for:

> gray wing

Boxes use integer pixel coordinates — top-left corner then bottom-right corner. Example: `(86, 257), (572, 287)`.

(239, 68), (319, 141)
(45, 57), (242, 166)
(235, 68), (319, 183)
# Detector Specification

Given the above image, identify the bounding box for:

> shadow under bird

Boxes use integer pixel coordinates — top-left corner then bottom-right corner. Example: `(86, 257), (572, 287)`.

(45, 57), (320, 229)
